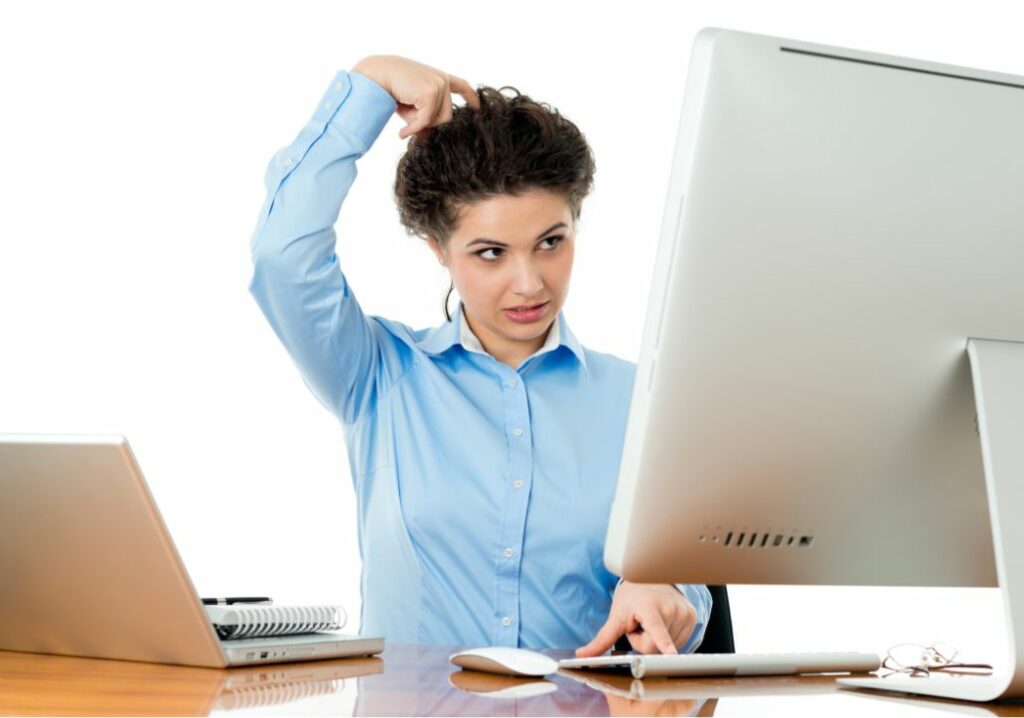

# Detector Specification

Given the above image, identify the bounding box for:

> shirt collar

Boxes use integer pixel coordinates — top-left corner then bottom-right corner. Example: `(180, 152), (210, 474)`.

(416, 301), (588, 374)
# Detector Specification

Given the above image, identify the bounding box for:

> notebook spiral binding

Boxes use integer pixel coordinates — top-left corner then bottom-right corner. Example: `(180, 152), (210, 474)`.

(213, 605), (346, 640)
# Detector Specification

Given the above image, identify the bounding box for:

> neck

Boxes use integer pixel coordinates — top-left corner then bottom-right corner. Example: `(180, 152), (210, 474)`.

(464, 311), (553, 369)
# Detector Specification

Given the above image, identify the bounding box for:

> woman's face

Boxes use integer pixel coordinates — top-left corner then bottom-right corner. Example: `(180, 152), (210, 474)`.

(427, 188), (575, 367)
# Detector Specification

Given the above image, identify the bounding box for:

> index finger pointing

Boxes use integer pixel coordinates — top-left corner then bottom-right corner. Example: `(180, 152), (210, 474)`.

(447, 74), (480, 110)
(576, 615), (626, 658)
(638, 610), (678, 655)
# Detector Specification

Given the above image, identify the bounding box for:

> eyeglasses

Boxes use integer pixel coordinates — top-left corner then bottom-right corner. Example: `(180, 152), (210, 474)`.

(882, 642), (993, 677)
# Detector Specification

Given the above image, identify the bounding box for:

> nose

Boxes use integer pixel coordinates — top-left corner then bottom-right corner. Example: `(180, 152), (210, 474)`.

(511, 256), (544, 298)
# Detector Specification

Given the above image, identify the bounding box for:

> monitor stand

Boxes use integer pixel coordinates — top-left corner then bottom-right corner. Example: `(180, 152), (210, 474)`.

(838, 338), (1024, 702)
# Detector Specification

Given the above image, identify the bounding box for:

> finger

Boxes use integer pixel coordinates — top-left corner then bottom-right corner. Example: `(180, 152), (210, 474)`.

(667, 607), (696, 651)
(627, 629), (657, 655)
(434, 96), (454, 125)
(637, 609), (678, 655)
(447, 74), (480, 109)
(430, 80), (446, 123)
(412, 84), (447, 139)
(414, 88), (447, 140)
(576, 614), (627, 658)
(399, 120), (422, 140)
(428, 81), (453, 127)
(400, 117), (430, 139)
(399, 93), (437, 139)
(395, 104), (417, 124)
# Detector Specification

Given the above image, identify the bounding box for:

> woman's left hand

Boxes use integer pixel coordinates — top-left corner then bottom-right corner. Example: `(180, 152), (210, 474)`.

(575, 581), (697, 656)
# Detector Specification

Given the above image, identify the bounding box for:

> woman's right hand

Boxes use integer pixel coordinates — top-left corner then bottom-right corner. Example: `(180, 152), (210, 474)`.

(352, 55), (480, 140)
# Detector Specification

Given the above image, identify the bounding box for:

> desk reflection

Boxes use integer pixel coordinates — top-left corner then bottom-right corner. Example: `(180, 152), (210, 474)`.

(352, 646), (708, 717)
(213, 657), (381, 712)
(7, 645), (1021, 716)
(353, 645), (609, 716)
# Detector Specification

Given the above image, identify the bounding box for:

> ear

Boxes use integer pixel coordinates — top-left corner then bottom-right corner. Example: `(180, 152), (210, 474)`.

(427, 235), (446, 265)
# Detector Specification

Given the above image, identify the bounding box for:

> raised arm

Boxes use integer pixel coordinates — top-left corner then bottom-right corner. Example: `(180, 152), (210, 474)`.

(248, 57), (478, 425)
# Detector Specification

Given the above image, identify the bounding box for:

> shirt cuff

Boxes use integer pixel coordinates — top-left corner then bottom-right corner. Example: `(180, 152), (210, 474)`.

(675, 583), (712, 653)
(312, 69), (397, 152)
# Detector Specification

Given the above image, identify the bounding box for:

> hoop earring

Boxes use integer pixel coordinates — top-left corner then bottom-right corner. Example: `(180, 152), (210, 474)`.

(443, 279), (455, 322)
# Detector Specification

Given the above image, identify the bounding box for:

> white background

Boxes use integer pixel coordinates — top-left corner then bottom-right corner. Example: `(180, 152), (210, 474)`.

(1, 0), (1018, 667)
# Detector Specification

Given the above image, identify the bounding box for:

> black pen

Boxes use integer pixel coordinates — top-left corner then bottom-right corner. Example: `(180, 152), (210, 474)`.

(201, 597), (273, 606)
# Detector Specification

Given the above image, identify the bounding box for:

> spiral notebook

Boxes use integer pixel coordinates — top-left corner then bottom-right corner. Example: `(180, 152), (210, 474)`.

(204, 604), (346, 640)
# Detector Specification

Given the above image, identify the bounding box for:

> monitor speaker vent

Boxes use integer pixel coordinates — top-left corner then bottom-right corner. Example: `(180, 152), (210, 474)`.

(698, 529), (814, 549)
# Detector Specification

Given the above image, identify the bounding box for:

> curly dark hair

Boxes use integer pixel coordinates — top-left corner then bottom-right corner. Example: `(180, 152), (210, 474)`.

(393, 85), (596, 321)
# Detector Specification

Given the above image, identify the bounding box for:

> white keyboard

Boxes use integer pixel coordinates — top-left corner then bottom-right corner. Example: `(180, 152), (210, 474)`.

(558, 651), (881, 679)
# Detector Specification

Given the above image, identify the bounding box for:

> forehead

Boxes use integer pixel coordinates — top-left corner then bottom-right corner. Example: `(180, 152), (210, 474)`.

(452, 189), (572, 245)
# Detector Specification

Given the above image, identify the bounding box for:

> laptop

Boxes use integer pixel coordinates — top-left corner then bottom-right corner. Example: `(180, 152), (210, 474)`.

(0, 433), (383, 667)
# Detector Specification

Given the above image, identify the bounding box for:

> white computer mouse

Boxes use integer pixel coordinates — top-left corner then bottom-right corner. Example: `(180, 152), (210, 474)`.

(449, 646), (559, 677)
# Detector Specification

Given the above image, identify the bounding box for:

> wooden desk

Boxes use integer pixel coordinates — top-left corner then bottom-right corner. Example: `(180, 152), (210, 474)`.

(2, 645), (1023, 716)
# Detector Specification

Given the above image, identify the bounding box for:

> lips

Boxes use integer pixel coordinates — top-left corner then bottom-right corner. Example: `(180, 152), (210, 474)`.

(504, 301), (551, 324)
(507, 302), (547, 311)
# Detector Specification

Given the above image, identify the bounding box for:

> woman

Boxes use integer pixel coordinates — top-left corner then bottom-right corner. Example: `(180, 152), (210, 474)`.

(248, 54), (710, 655)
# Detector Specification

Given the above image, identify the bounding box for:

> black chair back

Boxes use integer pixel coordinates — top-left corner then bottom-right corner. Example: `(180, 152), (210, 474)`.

(695, 585), (734, 654)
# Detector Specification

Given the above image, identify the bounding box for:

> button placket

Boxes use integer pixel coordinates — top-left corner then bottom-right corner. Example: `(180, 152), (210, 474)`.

(494, 368), (532, 644)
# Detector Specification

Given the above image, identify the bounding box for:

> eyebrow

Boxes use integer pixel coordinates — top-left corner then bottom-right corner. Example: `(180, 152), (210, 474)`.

(464, 222), (568, 249)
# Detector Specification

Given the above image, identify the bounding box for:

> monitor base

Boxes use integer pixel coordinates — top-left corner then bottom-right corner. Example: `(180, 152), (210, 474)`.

(838, 674), (1009, 703)
(839, 338), (1024, 702)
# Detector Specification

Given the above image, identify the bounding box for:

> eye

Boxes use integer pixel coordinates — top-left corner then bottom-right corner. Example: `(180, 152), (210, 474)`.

(476, 247), (504, 261)
(473, 236), (564, 262)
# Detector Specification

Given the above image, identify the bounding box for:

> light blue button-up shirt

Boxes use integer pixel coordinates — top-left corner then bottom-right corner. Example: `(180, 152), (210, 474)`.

(248, 69), (711, 650)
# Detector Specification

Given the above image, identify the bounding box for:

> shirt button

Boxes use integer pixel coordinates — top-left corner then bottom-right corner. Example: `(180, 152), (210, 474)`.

(283, 158), (294, 168)
(334, 81), (343, 90)
(507, 378), (518, 388)
(512, 428), (523, 437)
(503, 547), (515, 558)
(323, 100), (333, 109)
(501, 616), (512, 627)
(513, 480), (524, 489)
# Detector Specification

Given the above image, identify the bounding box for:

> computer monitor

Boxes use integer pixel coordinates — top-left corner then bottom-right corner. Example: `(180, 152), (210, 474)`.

(604, 28), (1024, 702)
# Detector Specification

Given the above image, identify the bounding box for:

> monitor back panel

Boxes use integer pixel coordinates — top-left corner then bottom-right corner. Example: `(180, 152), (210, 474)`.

(606, 29), (1024, 586)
